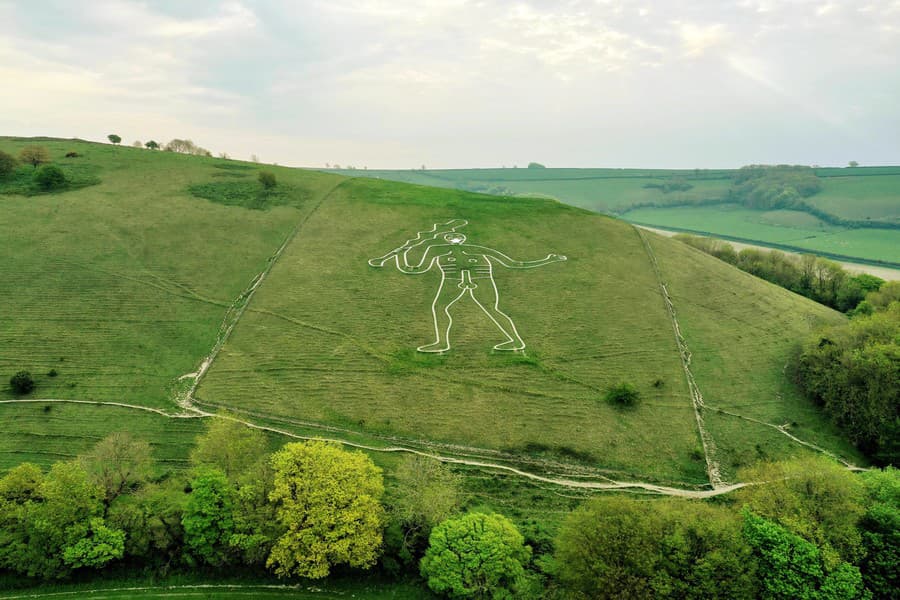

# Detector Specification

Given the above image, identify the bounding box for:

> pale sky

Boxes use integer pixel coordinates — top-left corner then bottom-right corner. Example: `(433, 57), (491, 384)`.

(2, 1), (899, 168)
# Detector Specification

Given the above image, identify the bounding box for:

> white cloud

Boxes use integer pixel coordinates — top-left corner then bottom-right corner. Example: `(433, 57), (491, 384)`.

(677, 22), (730, 57)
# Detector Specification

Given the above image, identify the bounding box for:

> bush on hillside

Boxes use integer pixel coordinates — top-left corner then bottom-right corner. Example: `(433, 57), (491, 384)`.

(107, 134), (121, 145)
(20, 145), (50, 168)
(0, 150), (17, 177)
(258, 171), (277, 189)
(34, 164), (67, 190)
(604, 382), (640, 407)
(10, 371), (34, 394)
(527, 162), (546, 169)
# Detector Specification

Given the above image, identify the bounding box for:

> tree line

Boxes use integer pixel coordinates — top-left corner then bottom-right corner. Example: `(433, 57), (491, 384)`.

(0, 417), (896, 599)
(674, 234), (885, 314)
(790, 284), (900, 466)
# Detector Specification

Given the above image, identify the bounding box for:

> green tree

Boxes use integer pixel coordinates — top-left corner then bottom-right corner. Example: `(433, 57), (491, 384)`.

(9, 370), (34, 394)
(555, 495), (755, 599)
(848, 161), (859, 167)
(858, 468), (899, 599)
(182, 468), (234, 567)
(62, 517), (125, 569)
(0, 149), (16, 177)
(107, 134), (121, 145)
(0, 461), (119, 579)
(527, 162), (546, 169)
(555, 496), (660, 599)
(737, 457), (866, 566)
(107, 479), (187, 570)
(420, 512), (532, 599)
(742, 510), (824, 600)
(258, 171), (277, 189)
(19, 145), (50, 168)
(190, 418), (277, 566)
(190, 417), (268, 480)
(384, 455), (462, 573)
(145, 140), (159, 150)
(34, 165), (67, 190)
(266, 441), (385, 579)
(80, 432), (154, 511)
(742, 511), (866, 600)
(791, 304), (900, 463)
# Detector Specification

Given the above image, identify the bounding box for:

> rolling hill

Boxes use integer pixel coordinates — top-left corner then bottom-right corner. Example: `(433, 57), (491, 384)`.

(331, 166), (900, 267)
(0, 138), (862, 505)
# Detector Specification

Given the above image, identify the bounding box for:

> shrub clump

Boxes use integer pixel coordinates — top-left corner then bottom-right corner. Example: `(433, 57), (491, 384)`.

(0, 150), (17, 177)
(33, 165), (67, 190)
(10, 371), (35, 395)
(604, 382), (640, 407)
(258, 171), (277, 189)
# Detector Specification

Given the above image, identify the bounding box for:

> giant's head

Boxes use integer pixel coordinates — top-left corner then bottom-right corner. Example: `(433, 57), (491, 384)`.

(444, 233), (467, 245)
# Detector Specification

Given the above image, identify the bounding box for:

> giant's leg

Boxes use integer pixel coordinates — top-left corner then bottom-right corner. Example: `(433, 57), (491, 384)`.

(470, 277), (525, 351)
(417, 280), (466, 353)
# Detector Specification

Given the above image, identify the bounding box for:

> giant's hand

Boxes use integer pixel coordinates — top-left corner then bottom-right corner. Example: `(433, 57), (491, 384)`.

(368, 254), (393, 267)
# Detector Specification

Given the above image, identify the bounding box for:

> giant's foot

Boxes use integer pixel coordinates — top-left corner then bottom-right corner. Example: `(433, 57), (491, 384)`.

(417, 341), (450, 353)
(493, 340), (525, 351)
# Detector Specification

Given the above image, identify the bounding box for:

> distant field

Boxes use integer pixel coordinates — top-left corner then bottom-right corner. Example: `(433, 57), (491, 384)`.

(622, 205), (900, 265)
(809, 174), (900, 223)
(335, 167), (899, 265)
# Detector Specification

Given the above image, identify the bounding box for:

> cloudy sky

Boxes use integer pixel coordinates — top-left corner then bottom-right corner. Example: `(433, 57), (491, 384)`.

(1, 1), (899, 168)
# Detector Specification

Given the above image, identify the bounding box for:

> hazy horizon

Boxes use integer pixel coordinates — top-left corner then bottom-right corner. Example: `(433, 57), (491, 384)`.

(2, 1), (899, 169)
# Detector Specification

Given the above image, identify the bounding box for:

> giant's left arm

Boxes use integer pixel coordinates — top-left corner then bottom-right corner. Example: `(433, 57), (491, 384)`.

(467, 246), (567, 268)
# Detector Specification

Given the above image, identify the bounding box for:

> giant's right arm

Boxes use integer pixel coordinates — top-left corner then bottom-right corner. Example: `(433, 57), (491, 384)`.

(394, 244), (439, 274)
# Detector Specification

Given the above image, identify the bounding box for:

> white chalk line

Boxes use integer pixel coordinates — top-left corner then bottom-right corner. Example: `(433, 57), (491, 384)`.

(369, 220), (566, 352)
(176, 179), (348, 406)
(637, 228), (724, 488)
(636, 228), (866, 478)
(2, 397), (731, 497)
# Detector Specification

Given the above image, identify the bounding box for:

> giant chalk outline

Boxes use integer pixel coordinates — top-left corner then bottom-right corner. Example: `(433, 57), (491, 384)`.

(369, 220), (566, 352)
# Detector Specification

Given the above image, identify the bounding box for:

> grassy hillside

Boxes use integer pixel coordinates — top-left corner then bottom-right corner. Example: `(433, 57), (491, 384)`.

(0, 137), (342, 408)
(1, 138), (861, 500)
(335, 167), (900, 265)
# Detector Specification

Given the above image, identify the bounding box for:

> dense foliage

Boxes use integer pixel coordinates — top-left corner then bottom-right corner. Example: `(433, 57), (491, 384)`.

(675, 234), (884, 313)
(790, 301), (899, 465)
(33, 164), (67, 190)
(0, 150), (16, 177)
(1, 420), (896, 599)
(420, 512), (532, 599)
(730, 165), (823, 210)
(8, 371), (34, 395)
(266, 441), (385, 579)
(603, 382), (640, 407)
(555, 495), (755, 599)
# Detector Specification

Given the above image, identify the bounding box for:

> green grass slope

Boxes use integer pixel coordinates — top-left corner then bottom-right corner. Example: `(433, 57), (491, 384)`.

(1, 139), (859, 492)
(197, 177), (856, 486)
(0, 138), (341, 408)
